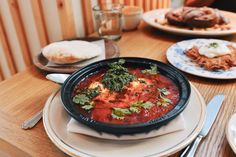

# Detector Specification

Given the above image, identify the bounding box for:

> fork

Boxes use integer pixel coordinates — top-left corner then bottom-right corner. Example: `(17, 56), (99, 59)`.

(21, 74), (69, 130)
(21, 110), (43, 129)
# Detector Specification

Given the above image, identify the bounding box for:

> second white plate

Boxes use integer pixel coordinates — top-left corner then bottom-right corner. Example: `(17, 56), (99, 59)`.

(226, 113), (236, 154)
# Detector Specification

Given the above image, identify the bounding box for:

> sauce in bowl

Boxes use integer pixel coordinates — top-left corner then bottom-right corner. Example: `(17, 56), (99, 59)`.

(72, 59), (179, 125)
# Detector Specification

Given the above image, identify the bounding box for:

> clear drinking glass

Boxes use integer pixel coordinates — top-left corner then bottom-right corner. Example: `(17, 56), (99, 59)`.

(93, 4), (123, 41)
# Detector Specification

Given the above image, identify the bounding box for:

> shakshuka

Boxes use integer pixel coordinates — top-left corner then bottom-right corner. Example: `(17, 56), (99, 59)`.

(72, 59), (180, 124)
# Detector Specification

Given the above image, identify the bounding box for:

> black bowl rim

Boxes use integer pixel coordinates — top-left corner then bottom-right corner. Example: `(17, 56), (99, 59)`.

(61, 57), (191, 133)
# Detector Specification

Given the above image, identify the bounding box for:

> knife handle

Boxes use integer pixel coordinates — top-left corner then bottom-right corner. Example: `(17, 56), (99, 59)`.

(180, 135), (203, 157)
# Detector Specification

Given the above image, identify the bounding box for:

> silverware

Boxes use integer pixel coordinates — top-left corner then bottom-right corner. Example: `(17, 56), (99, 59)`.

(46, 73), (70, 84)
(21, 110), (43, 129)
(21, 74), (69, 130)
(180, 94), (225, 157)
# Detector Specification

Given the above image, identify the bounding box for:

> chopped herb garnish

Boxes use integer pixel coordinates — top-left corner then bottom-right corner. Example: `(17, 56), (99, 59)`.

(102, 59), (135, 92)
(111, 101), (155, 120)
(81, 102), (94, 110)
(142, 101), (154, 109)
(130, 100), (154, 109)
(138, 78), (146, 84)
(73, 87), (100, 111)
(208, 42), (218, 48)
(148, 84), (155, 88)
(112, 108), (132, 120)
(158, 88), (170, 96)
(73, 94), (90, 105)
(156, 94), (172, 107)
(130, 100), (144, 107)
(160, 94), (172, 104)
(142, 65), (158, 75)
(86, 87), (100, 98)
(129, 106), (141, 113)
(111, 113), (125, 120)
(157, 102), (169, 108)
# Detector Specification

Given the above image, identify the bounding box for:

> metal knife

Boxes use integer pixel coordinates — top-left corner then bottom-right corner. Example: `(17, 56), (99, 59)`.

(180, 94), (225, 157)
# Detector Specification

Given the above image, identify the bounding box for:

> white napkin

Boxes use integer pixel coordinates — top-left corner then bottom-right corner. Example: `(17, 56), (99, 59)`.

(46, 40), (106, 67)
(67, 114), (185, 140)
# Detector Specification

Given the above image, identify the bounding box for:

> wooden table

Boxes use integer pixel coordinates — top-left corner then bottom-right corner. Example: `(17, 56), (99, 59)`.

(0, 22), (236, 157)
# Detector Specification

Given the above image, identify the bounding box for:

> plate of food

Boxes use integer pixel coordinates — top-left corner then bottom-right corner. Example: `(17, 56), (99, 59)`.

(143, 7), (236, 36)
(33, 37), (119, 73)
(60, 57), (191, 134)
(166, 39), (236, 79)
(43, 81), (205, 157)
(42, 57), (206, 156)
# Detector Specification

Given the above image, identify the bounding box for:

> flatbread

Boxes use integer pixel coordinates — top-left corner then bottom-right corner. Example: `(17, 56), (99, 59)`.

(42, 40), (102, 64)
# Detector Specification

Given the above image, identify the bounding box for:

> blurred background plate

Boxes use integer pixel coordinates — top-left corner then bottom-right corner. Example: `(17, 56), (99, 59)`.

(143, 9), (236, 37)
(33, 37), (119, 73)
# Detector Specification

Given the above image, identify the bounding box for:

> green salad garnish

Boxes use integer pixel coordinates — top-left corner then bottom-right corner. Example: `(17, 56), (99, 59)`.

(102, 59), (135, 92)
(141, 65), (158, 75)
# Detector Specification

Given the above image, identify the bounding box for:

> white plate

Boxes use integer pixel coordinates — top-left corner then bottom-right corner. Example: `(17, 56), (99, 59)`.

(226, 113), (236, 154)
(143, 9), (236, 36)
(43, 84), (205, 157)
(166, 39), (236, 79)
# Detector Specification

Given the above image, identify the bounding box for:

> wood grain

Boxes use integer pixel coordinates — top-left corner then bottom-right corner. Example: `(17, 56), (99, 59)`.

(8, 0), (32, 66)
(118, 0), (125, 4)
(0, 14), (17, 75)
(163, 0), (171, 8)
(56, 0), (76, 39)
(124, 0), (135, 5)
(0, 64), (4, 81)
(112, 0), (120, 4)
(143, 0), (151, 12)
(157, 0), (163, 8)
(134, 0), (143, 8)
(0, 22), (235, 156)
(98, 0), (105, 5)
(30, 0), (49, 47)
(151, 0), (157, 10)
(81, 0), (95, 35)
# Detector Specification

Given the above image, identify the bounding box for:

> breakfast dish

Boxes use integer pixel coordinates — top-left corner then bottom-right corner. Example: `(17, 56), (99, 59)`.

(43, 84), (205, 157)
(61, 58), (190, 134)
(34, 37), (120, 73)
(164, 7), (230, 30)
(185, 40), (236, 70)
(42, 40), (102, 64)
(166, 39), (236, 79)
(72, 59), (179, 125)
(143, 8), (236, 36)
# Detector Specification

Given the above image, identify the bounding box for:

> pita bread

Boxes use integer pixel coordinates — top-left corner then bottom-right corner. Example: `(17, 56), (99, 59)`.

(42, 40), (102, 64)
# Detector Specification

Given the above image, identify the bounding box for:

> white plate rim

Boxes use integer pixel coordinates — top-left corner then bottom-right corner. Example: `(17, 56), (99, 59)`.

(142, 9), (236, 36)
(226, 113), (236, 154)
(166, 38), (236, 79)
(43, 84), (206, 157)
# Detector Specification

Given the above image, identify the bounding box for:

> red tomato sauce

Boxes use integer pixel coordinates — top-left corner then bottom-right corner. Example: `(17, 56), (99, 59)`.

(73, 68), (179, 124)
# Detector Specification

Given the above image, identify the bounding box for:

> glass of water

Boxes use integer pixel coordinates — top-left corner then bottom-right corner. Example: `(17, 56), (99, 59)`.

(93, 3), (123, 41)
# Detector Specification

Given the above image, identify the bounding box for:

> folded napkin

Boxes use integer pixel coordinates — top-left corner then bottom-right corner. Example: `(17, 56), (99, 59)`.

(67, 114), (185, 140)
(46, 39), (106, 67)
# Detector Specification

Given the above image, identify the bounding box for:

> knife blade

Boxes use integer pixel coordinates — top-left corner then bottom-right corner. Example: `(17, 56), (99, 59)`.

(200, 94), (225, 137)
(180, 94), (225, 157)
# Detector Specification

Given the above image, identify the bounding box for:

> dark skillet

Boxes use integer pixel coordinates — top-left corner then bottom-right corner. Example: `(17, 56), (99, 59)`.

(61, 57), (191, 135)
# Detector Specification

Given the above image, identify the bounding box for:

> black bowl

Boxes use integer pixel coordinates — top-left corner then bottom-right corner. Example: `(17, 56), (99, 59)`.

(61, 57), (191, 135)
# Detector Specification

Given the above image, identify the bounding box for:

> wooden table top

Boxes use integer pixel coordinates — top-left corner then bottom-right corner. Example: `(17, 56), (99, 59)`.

(0, 22), (236, 157)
